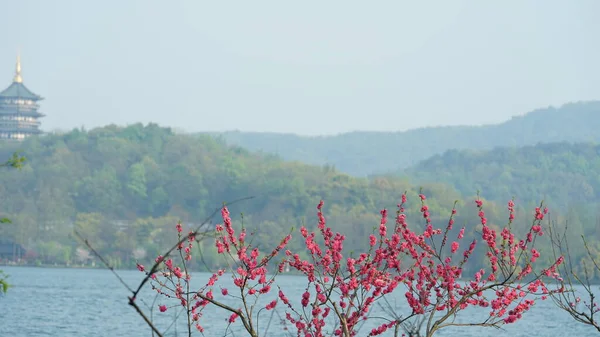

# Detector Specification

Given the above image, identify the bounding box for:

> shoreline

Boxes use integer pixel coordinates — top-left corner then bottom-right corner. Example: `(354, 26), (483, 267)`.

(3, 264), (596, 285)
(0, 264), (307, 276)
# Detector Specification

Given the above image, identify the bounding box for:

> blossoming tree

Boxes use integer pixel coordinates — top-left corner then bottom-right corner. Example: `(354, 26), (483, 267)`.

(90, 193), (565, 337)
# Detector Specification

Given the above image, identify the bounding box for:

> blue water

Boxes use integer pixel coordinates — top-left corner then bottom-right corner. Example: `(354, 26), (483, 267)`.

(0, 266), (598, 337)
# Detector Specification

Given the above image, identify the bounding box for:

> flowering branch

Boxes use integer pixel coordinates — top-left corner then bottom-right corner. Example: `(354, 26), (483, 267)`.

(279, 194), (563, 337)
(75, 197), (254, 337)
(81, 193), (565, 337)
(141, 202), (292, 336)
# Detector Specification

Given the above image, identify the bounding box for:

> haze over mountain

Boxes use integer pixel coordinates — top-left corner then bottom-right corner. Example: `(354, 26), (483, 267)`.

(3, 2), (600, 135)
(208, 101), (600, 176)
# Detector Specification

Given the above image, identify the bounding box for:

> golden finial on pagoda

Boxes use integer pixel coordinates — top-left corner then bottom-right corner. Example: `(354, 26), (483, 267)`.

(13, 53), (23, 83)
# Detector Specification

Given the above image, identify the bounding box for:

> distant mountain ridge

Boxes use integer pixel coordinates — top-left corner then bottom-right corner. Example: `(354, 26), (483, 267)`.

(203, 101), (600, 176)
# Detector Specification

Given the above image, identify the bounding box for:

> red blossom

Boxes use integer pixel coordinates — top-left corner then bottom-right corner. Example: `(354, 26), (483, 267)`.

(147, 196), (561, 337)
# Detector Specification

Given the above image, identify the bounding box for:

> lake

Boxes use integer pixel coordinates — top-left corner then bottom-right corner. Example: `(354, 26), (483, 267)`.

(0, 266), (598, 337)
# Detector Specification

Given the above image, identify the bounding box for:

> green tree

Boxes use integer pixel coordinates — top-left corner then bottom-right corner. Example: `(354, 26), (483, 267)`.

(74, 166), (122, 215)
(1, 152), (25, 295)
(127, 162), (148, 199)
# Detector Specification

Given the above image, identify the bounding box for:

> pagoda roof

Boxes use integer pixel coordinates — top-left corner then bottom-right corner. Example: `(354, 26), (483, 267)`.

(0, 81), (43, 101)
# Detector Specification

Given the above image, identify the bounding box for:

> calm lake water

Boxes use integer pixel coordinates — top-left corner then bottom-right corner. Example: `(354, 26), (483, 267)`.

(1, 266), (598, 337)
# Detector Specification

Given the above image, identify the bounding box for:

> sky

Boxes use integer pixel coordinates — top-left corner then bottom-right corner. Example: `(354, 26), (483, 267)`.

(1, 0), (599, 136)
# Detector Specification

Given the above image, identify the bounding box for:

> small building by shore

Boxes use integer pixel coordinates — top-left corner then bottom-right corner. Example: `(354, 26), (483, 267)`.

(0, 240), (26, 262)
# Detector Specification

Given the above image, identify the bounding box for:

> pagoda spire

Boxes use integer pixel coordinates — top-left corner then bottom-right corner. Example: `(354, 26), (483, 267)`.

(13, 53), (22, 83)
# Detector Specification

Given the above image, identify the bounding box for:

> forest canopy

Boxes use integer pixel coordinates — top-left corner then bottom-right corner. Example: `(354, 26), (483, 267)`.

(0, 123), (597, 280)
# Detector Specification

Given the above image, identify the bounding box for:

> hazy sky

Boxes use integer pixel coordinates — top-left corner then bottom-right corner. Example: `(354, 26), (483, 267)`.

(1, 1), (599, 135)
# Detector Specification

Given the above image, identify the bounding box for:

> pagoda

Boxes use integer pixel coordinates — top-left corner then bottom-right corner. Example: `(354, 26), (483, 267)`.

(0, 55), (44, 140)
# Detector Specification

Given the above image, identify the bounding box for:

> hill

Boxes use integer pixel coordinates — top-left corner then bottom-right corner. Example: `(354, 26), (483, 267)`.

(207, 101), (600, 176)
(0, 123), (474, 269)
(1, 124), (596, 277)
(398, 142), (600, 212)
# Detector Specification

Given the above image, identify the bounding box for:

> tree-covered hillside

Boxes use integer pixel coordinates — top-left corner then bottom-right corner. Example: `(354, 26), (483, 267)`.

(0, 123), (478, 270)
(208, 101), (600, 176)
(1, 123), (597, 278)
(396, 141), (600, 273)
(399, 142), (600, 211)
